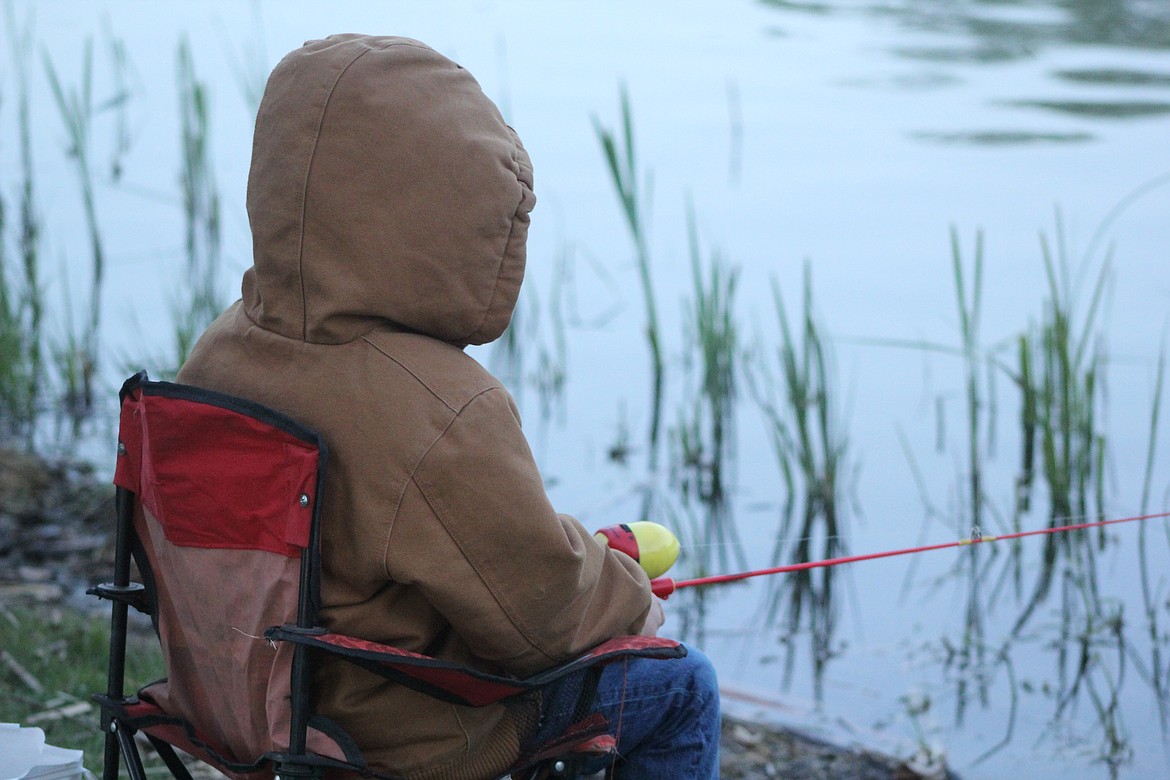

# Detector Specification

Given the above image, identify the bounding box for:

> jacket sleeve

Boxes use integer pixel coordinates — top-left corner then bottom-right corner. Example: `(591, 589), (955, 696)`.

(382, 386), (652, 677)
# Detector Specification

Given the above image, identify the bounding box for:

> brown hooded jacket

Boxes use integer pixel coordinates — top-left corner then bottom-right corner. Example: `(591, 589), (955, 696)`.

(176, 34), (652, 780)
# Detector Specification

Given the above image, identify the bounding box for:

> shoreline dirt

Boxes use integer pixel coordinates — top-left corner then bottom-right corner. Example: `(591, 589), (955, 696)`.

(0, 446), (955, 779)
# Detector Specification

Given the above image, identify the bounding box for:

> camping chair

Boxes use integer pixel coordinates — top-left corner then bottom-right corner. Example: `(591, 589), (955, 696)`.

(89, 371), (685, 780)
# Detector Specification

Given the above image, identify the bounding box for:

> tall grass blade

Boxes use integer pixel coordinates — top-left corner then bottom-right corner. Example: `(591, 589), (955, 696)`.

(492, 245), (570, 434)
(1010, 210), (1131, 766)
(100, 24), (134, 183)
(1136, 340), (1166, 726)
(168, 37), (223, 375)
(592, 85), (664, 515)
(491, 307), (524, 398)
(0, 2), (44, 447)
(1014, 215), (1110, 631)
(0, 155), (15, 440)
(533, 247), (569, 427)
(670, 201), (744, 562)
(950, 227), (995, 720)
(43, 40), (104, 433)
(748, 264), (849, 700)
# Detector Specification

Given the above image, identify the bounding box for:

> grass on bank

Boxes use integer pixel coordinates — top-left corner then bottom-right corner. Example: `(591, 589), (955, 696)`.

(0, 602), (165, 774)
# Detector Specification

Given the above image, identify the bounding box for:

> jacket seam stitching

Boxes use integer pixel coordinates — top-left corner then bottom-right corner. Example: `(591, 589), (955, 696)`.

(396, 394), (557, 663)
(296, 40), (401, 341)
(406, 473), (558, 666)
(378, 383), (496, 580)
(361, 335), (488, 414)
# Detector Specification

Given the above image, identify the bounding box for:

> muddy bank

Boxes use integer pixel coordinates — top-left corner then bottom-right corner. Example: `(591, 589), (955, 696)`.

(718, 714), (951, 780)
(0, 447), (115, 603)
(0, 447), (954, 779)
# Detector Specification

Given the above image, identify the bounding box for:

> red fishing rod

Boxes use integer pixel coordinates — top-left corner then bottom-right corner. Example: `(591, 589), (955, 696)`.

(637, 511), (1170, 599)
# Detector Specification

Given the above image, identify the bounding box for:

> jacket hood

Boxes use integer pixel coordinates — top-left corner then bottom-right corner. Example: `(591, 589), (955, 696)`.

(243, 34), (535, 345)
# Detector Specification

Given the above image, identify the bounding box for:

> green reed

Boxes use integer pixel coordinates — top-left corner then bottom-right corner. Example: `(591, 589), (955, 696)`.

(104, 31), (132, 183)
(41, 29), (134, 437)
(167, 37), (223, 375)
(1013, 214), (1110, 632)
(854, 230), (1010, 549)
(884, 221), (1128, 759)
(492, 305), (524, 397)
(749, 263), (848, 700)
(14, 15), (43, 431)
(593, 85), (665, 499)
(44, 41), (104, 428)
(1009, 213), (1134, 770)
(952, 228), (987, 537)
(1136, 341), (1166, 724)
(666, 203), (744, 642)
(0, 179), (19, 439)
(853, 227), (1020, 731)
(948, 227), (999, 721)
(493, 244), (570, 436)
(0, 3), (44, 447)
(531, 248), (569, 428)
(672, 201), (739, 516)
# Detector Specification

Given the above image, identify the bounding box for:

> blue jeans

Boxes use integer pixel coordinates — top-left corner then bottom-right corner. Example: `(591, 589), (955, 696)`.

(534, 644), (721, 779)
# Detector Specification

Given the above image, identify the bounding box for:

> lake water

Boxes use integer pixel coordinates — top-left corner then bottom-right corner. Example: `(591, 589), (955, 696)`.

(4, 1), (1170, 777)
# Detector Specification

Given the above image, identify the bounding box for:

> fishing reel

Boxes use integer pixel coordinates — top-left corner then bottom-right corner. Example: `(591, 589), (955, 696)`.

(594, 521), (679, 580)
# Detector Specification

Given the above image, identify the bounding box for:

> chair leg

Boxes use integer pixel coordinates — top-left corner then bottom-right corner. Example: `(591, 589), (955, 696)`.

(145, 734), (197, 780)
(112, 721), (149, 780)
(100, 726), (120, 780)
(100, 487), (143, 780)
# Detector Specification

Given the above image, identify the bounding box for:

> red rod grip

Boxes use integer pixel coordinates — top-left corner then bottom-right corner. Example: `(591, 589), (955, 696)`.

(650, 577), (676, 599)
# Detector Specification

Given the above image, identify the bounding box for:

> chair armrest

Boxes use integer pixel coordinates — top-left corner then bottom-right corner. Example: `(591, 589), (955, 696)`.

(265, 625), (685, 708)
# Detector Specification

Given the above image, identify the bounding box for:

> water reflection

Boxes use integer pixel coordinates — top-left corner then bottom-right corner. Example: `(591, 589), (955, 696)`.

(864, 0), (1170, 53)
(748, 266), (851, 703)
(913, 130), (1094, 144)
(761, 0), (1170, 51)
(1054, 68), (1170, 87)
(7, 1), (1168, 776)
(763, 0), (1170, 146)
(1004, 98), (1170, 119)
(891, 42), (1037, 64)
(574, 17), (1170, 759)
(665, 208), (746, 644)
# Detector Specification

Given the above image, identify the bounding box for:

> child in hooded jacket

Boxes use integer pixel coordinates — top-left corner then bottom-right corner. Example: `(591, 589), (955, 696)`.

(178, 34), (719, 780)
